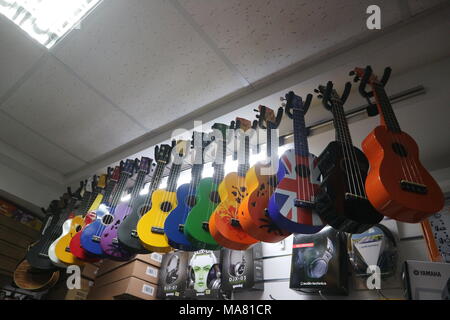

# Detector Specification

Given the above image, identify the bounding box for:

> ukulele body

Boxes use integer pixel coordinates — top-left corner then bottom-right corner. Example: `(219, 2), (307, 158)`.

(164, 183), (198, 251)
(363, 126), (444, 222)
(80, 205), (111, 257)
(184, 177), (221, 250)
(240, 162), (291, 242)
(315, 141), (383, 233)
(69, 212), (101, 262)
(48, 217), (73, 268)
(268, 149), (325, 234)
(100, 201), (136, 261)
(209, 172), (258, 250)
(137, 189), (176, 253)
(26, 214), (62, 270)
(117, 195), (151, 253)
(54, 215), (85, 266)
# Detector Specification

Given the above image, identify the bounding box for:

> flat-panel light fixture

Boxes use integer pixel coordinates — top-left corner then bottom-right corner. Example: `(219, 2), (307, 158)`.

(0, 0), (102, 49)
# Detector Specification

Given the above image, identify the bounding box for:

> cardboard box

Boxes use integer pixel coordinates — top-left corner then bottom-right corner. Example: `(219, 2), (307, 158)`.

(403, 260), (450, 300)
(0, 209), (41, 237)
(95, 259), (159, 288)
(158, 251), (190, 299)
(88, 276), (157, 300)
(65, 278), (94, 300)
(82, 263), (100, 280)
(0, 239), (27, 261)
(289, 226), (349, 295)
(98, 253), (163, 276)
(0, 199), (16, 217)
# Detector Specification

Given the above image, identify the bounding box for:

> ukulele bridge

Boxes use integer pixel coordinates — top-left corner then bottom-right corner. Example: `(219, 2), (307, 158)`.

(91, 235), (101, 243)
(178, 224), (184, 232)
(131, 230), (138, 238)
(65, 247), (71, 253)
(38, 252), (49, 258)
(151, 227), (165, 235)
(202, 222), (209, 232)
(112, 238), (119, 244)
(294, 199), (314, 209)
(400, 180), (427, 195)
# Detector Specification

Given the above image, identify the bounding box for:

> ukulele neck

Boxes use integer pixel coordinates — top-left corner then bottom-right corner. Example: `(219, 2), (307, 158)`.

(373, 82), (402, 133)
(331, 100), (354, 146)
(293, 107), (310, 157)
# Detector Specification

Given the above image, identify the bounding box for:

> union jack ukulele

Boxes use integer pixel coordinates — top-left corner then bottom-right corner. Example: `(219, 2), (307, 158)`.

(267, 92), (325, 233)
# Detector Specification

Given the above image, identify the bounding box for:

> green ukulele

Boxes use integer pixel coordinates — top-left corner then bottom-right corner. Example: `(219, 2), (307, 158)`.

(184, 123), (230, 250)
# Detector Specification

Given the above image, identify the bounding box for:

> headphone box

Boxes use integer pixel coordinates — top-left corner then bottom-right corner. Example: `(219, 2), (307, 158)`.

(403, 260), (450, 300)
(289, 226), (348, 295)
(221, 244), (264, 292)
(184, 250), (223, 299)
(157, 251), (190, 299)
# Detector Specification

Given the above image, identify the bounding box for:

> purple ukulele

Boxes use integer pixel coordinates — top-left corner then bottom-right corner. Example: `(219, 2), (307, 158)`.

(100, 158), (150, 260)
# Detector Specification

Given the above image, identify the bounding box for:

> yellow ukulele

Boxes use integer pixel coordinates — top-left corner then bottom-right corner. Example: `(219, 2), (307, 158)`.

(54, 174), (107, 265)
(137, 141), (187, 253)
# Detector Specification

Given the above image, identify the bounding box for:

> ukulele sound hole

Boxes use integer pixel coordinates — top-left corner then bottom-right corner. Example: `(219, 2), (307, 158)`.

(102, 214), (114, 225)
(75, 225), (82, 232)
(296, 164), (311, 178)
(392, 143), (408, 157)
(160, 201), (173, 212)
(186, 195), (196, 207)
(209, 191), (220, 204)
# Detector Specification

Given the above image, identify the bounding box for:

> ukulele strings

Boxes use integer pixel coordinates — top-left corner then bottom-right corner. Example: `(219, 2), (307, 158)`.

(331, 98), (360, 198)
(374, 83), (424, 185)
(42, 199), (74, 255)
(334, 98), (366, 198)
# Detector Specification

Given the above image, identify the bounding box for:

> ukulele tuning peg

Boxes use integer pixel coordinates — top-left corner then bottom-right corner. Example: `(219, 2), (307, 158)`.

(353, 76), (360, 83)
(279, 96), (286, 102)
(255, 114), (260, 119)
(317, 95), (323, 99)
(253, 109), (259, 112)
(281, 102), (286, 107)
(349, 71), (355, 76)
(313, 89), (319, 93)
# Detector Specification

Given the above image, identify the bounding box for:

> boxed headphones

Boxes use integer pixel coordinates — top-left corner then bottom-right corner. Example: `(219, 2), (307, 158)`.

(289, 226), (348, 295)
(158, 251), (190, 299)
(184, 250), (223, 299)
(221, 243), (264, 291)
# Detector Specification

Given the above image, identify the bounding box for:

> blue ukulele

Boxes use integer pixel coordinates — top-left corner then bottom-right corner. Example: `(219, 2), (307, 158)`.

(164, 131), (212, 251)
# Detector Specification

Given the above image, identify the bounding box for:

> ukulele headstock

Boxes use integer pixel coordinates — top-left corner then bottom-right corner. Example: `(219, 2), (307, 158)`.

(155, 143), (173, 165)
(122, 159), (136, 177)
(137, 157), (152, 175)
(255, 105), (284, 130)
(110, 166), (121, 183)
(315, 81), (352, 112)
(282, 91), (313, 119)
(191, 131), (212, 164)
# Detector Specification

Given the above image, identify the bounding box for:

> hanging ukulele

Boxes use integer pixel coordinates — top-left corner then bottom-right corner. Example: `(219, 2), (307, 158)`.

(268, 92), (325, 234)
(351, 66), (444, 222)
(240, 105), (292, 242)
(165, 132), (212, 251)
(118, 144), (173, 253)
(26, 195), (71, 270)
(314, 81), (383, 233)
(80, 160), (135, 257)
(101, 158), (152, 260)
(48, 184), (84, 268)
(184, 123), (230, 250)
(209, 117), (259, 250)
(137, 140), (188, 253)
(69, 172), (110, 262)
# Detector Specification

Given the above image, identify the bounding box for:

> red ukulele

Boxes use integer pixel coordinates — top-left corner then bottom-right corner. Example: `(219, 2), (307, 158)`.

(352, 66), (444, 223)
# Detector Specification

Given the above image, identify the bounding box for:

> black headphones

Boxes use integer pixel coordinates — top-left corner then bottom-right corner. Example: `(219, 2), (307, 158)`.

(165, 254), (180, 285)
(187, 251), (221, 290)
(228, 250), (246, 277)
(348, 224), (398, 277)
(295, 235), (335, 279)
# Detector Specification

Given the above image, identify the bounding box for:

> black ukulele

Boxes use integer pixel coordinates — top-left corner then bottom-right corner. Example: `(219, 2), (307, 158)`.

(314, 81), (383, 233)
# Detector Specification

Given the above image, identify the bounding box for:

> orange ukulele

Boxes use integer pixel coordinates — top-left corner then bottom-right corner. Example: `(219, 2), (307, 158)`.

(352, 66), (444, 223)
(239, 105), (292, 242)
(209, 118), (259, 250)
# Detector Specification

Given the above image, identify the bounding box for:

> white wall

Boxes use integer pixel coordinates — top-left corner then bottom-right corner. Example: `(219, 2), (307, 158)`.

(0, 161), (62, 214)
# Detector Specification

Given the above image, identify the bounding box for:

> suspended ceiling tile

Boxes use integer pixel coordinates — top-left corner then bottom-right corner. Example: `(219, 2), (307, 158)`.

(0, 112), (85, 174)
(1, 56), (146, 164)
(407, 0), (447, 15)
(0, 15), (44, 99)
(53, 0), (245, 131)
(178, 0), (404, 84)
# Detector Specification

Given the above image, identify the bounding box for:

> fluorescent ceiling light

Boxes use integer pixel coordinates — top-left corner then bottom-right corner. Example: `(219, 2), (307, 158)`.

(0, 0), (102, 48)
